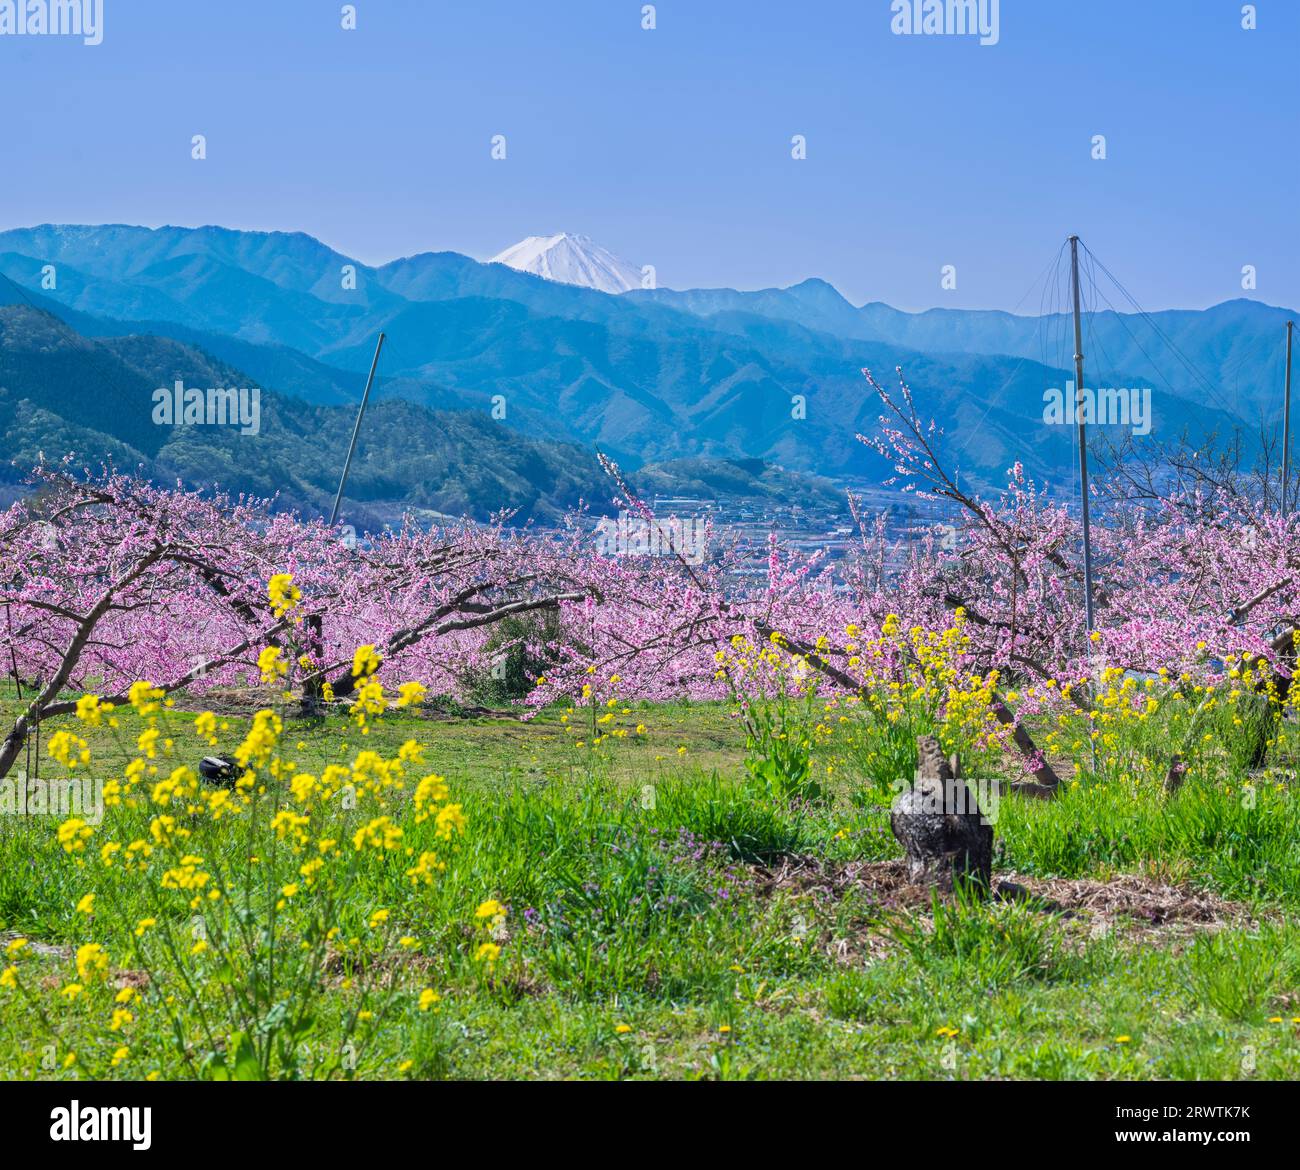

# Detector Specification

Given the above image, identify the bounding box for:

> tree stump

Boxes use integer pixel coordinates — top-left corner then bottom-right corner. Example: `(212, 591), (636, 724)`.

(890, 735), (993, 894)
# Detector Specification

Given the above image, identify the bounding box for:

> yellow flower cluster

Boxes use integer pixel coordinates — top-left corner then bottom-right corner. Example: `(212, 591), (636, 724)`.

(473, 898), (506, 967)
(1040, 651), (1287, 789)
(718, 612), (1000, 789)
(14, 632), (470, 1080)
(267, 572), (302, 620)
(562, 669), (648, 750)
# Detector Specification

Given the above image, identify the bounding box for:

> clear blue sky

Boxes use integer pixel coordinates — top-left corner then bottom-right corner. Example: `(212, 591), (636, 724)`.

(1, 0), (1295, 311)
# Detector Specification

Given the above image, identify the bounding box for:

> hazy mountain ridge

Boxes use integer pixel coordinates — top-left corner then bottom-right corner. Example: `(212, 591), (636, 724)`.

(0, 302), (840, 527)
(631, 281), (1294, 420)
(0, 303), (609, 524)
(0, 224), (1288, 499)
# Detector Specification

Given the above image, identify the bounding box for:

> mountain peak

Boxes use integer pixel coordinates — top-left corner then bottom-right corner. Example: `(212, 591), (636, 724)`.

(784, 277), (854, 308)
(489, 233), (642, 295)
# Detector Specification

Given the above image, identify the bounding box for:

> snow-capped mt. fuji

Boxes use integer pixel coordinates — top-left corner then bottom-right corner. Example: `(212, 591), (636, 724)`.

(489, 233), (643, 294)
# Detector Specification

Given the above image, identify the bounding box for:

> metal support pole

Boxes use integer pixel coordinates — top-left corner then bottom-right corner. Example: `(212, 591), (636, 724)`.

(330, 332), (386, 528)
(1069, 237), (1096, 634)
(1283, 320), (1294, 513)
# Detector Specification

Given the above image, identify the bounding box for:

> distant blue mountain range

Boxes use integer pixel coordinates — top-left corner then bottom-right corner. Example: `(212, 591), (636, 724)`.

(0, 223), (1292, 496)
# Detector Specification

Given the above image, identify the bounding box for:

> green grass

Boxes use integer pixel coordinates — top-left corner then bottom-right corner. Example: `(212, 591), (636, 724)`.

(1, 692), (1298, 1080)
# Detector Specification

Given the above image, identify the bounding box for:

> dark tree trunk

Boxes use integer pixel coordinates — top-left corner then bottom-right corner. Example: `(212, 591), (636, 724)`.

(890, 735), (994, 894)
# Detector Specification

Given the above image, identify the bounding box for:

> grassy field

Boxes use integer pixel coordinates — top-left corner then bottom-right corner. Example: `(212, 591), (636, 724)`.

(1, 690), (1299, 1081)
